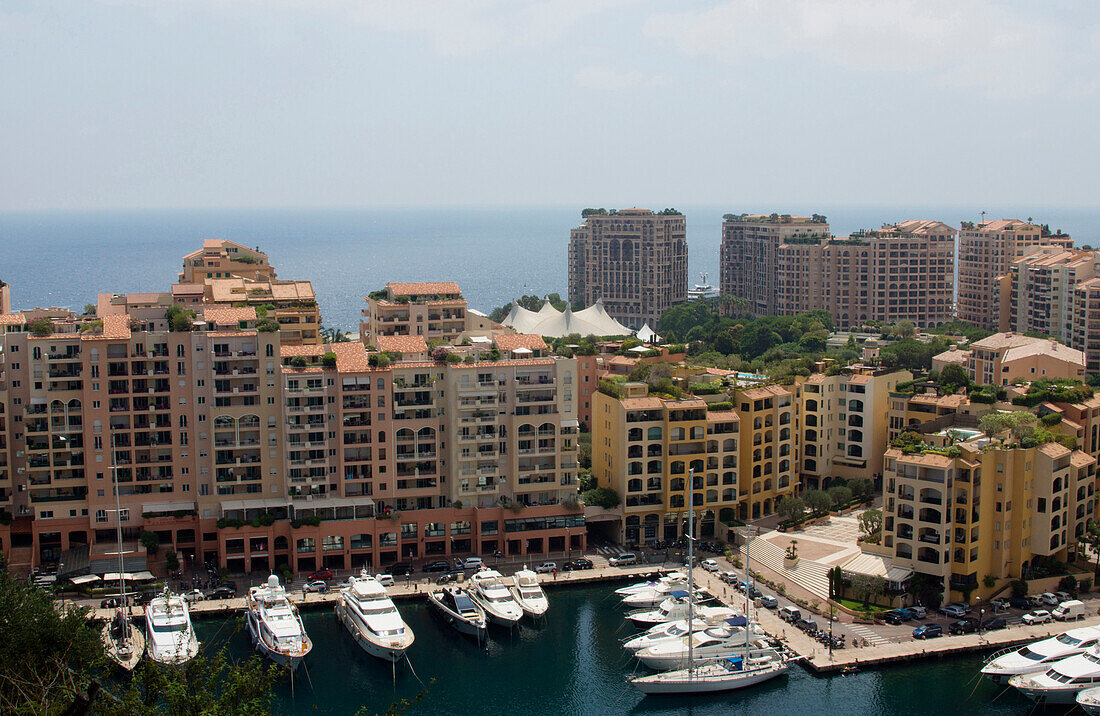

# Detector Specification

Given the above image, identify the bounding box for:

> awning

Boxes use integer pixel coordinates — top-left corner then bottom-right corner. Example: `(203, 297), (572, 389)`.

(292, 496), (375, 510)
(69, 574), (100, 585)
(131, 570), (156, 581)
(142, 501), (196, 514)
(513, 347), (533, 354)
(103, 572), (136, 582)
(219, 498), (291, 514)
(560, 418), (580, 428)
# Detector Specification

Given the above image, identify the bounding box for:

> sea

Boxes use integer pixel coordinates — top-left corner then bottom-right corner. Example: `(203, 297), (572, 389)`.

(194, 582), (1034, 716)
(2, 205), (1100, 333)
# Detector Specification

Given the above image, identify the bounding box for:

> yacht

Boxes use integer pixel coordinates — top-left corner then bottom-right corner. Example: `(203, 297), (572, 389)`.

(624, 610), (741, 652)
(623, 585), (711, 611)
(102, 608), (145, 671)
(510, 568), (549, 619)
(981, 626), (1100, 683)
(635, 618), (770, 671)
(687, 273), (719, 301)
(627, 592), (720, 628)
(1078, 686), (1100, 715)
(468, 569), (523, 626)
(144, 590), (199, 665)
(1010, 645), (1100, 704)
(246, 574), (312, 671)
(428, 585), (487, 639)
(615, 573), (686, 597)
(631, 650), (789, 694)
(335, 570), (414, 662)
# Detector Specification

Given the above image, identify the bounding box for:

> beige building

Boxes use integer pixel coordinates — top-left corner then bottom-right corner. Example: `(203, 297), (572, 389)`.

(799, 366), (912, 490)
(720, 213), (830, 316)
(0, 281), (10, 315)
(883, 419), (1095, 601)
(568, 209), (688, 329)
(731, 384), (798, 520)
(935, 333), (1086, 386)
(179, 239), (275, 284)
(361, 282), (470, 348)
(958, 220), (1072, 330)
(1005, 247), (1098, 338)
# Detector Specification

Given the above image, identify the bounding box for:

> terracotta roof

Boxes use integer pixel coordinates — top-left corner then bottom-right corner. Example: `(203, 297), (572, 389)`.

(670, 399), (707, 409)
(1037, 442), (1070, 458)
(739, 385), (792, 400)
(704, 367), (734, 376)
(205, 330), (257, 337)
(890, 450), (955, 467)
(971, 332), (1042, 351)
(376, 335), (428, 354)
(394, 359), (555, 369)
(280, 344), (325, 357)
(494, 334), (547, 353)
(847, 374), (872, 385)
(332, 342), (371, 372)
(1071, 451), (1095, 467)
(386, 281), (461, 297)
(171, 283), (204, 295)
(202, 306), (257, 324)
(620, 397), (665, 410)
(125, 292), (164, 304)
(81, 314), (131, 341)
(934, 348), (971, 364)
(0, 314), (25, 326)
(706, 411), (739, 423)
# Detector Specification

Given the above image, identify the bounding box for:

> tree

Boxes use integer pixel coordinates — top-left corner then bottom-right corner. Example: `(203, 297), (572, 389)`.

(858, 508), (882, 542)
(828, 565), (845, 599)
(1082, 519), (1100, 579)
(27, 316), (54, 337)
(776, 496), (805, 524)
(850, 574), (886, 608)
(895, 319), (916, 338)
(321, 352), (337, 367)
(581, 486), (620, 509)
(802, 489), (831, 515)
(847, 478), (873, 502)
(979, 410), (1037, 439)
(139, 530), (160, 555)
(827, 485), (852, 510)
(165, 550), (179, 573)
(937, 363), (970, 393)
(165, 304), (195, 332)
(83, 303), (97, 315)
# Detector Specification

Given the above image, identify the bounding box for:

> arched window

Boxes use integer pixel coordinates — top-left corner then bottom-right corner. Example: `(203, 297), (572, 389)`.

(647, 427), (663, 440)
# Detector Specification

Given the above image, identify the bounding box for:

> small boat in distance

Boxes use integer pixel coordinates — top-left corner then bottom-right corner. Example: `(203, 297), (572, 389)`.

(510, 567), (549, 620)
(615, 572), (686, 597)
(428, 585), (488, 639)
(246, 574), (312, 671)
(335, 570), (414, 662)
(145, 589), (199, 665)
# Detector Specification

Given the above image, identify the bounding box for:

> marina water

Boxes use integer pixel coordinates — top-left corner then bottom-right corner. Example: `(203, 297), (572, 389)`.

(196, 583), (1032, 715)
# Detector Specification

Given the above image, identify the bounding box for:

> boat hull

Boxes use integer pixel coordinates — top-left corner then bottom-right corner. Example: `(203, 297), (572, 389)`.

(632, 663), (788, 694)
(335, 601), (412, 662)
(101, 622), (145, 671)
(427, 594), (487, 638)
(246, 610), (308, 671)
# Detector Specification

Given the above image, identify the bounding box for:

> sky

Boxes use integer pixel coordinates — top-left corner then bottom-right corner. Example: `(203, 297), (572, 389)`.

(1, 0), (1099, 211)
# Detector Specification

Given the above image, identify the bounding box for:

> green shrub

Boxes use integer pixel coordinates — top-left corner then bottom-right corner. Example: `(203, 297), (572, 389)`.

(321, 352), (337, 367)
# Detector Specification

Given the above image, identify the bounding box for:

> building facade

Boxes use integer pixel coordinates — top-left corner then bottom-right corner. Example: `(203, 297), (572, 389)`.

(568, 209), (688, 329)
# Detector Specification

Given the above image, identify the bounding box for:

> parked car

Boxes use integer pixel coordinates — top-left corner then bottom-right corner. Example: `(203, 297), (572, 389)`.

(990, 598), (1010, 613)
(1022, 610), (1053, 625)
(985, 616), (1008, 630)
(718, 571), (739, 584)
(100, 597), (127, 609)
(386, 562), (414, 575)
(746, 586), (763, 599)
(913, 624), (943, 639)
(1038, 592), (1059, 607)
(182, 589), (205, 603)
(206, 586), (236, 600)
(948, 618), (980, 635)
(461, 558), (485, 570)
(939, 602), (970, 618)
(1054, 591), (1073, 604)
(303, 580), (328, 594)
(535, 562), (557, 574)
(308, 569), (334, 582)
(563, 559), (594, 571)
(759, 595), (779, 609)
(701, 559), (720, 572)
(422, 560), (451, 573)
(375, 574), (395, 587)
(608, 553), (637, 567)
(883, 609), (914, 625)
(434, 572), (458, 585)
(1009, 596), (1032, 610)
(795, 618), (818, 632)
(909, 606), (928, 619)
(778, 606), (803, 623)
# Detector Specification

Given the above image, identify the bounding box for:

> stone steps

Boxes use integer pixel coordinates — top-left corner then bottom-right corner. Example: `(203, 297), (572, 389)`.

(742, 537), (831, 599)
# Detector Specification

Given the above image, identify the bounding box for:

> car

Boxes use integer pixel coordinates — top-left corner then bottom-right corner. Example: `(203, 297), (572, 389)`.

(985, 616), (1008, 630)
(303, 580), (328, 594)
(563, 559), (594, 571)
(422, 560), (451, 573)
(460, 558), (484, 571)
(883, 609), (914, 625)
(913, 624), (943, 639)
(1054, 591), (1073, 603)
(794, 618), (816, 632)
(939, 602), (970, 618)
(990, 597), (1010, 611)
(759, 595), (779, 609)
(909, 606), (928, 619)
(435, 571), (458, 585)
(718, 571), (739, 584)
(385, 562), (414, 575)
(701, 559), (720, 572)
(948, 618), (980, 635)
(375, 574), (395, 587)
(1038, 592), (1059, 606)
(206, 586), (236, 600)
(535, 562), (557, 574)
(100, 597), (127, 609)
(746, 586), (763, 599)
(608, 553), (637, 567)
(1022, 610), (1053, 625)
(308, 569), (334, 582)
(133, 592), (156, 606)
(778, 606), (802, 623)
(1009, 596), (1032, 610)
(182, 589), (205, 603)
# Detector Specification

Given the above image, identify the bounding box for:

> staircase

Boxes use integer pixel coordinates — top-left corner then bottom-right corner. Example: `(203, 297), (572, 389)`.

(742, 538), (831, 599)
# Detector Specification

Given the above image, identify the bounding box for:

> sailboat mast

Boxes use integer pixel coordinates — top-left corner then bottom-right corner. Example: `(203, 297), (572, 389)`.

(111, 431), (127, 612)
(687, 467), (694, 675)
(745, 527), (751, 661)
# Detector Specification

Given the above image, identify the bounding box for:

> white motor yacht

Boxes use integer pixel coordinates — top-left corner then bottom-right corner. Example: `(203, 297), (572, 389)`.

(428, 585), (488, 639)
(144, 590), (199, 665)
(615, 572), (686, 597)
(623, 584), (709, 609)
(1078, 686), (1100, 715)
(246, 574), (312, 671)
(510, 568), (549, 619)
(627, 591), (714, 626)
(631, 650), (789, 694)
(468, 569), (523, 626)
(635, 618), (770, 671)
(624, 610), (741, 652)
(335, 570), (414, 662)
(1010, 645), (1100, 704)
(981, 626), (1100, 683)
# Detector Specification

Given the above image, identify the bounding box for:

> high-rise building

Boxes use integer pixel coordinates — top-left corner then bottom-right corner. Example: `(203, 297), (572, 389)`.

(0, 280), (9, 315)
(958, 220), (1072, 330)
(1005, 248), (1097, 338)
(568, 208), (687, 329)
(720, 213), (830, 316)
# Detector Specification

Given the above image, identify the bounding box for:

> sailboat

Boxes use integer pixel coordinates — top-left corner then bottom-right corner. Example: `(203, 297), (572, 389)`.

(101, 432), (144, 670)
(630, 469), (788, 695)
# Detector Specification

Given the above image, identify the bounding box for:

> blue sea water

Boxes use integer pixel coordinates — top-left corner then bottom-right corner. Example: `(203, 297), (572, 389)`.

(1, 205), (1098, 332)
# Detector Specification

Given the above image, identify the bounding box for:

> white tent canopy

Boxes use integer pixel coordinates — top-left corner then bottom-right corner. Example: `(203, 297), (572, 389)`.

(637, 323), (661, 343)
(502, 298), (631, 338)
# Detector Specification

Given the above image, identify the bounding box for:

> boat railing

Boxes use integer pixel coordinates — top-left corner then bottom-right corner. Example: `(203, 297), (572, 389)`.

(983, 645), (1021, 664)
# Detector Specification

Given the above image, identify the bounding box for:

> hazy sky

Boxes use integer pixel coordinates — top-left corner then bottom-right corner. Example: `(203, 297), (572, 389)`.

(2, 1), (1099, 211)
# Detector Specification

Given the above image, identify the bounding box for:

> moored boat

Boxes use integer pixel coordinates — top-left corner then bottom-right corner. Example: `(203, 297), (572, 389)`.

(981, 626), (1100, 683)
(102, 609), (145, 671)
(626, 591), (714, 625)
(634, 619), (770, 671)
(145, 590), (199, 665)
(428, 585), (488, 639)
(1078, 685), (1100, 715)
(335, 570), (414, 662)
(623, 609), (740, 652)
(468, 569), (523, 626)
(510, 568), (549, 619)
(631, 651), (789, 694)
(246, 574), (312, 671)
(1009, 645), (1100, 704)
(615, 572), (686, 597)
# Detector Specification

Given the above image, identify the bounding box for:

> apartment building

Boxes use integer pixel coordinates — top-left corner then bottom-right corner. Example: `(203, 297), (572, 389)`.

(720, 214), (830, 316)
(882, 420), (1096, 601)
(774, 221), (955, 329)
(798, 366), (912, 490)
(591, 382), (738, 545)
(958, 220), (1072, 331)
(0, 281), (10, 315)
(730, 385), (798, 520)
(361, 282), (478, 349)
(886, 391), (972, 443)
(179, 239), (275, 284)
(568, 209), (688, 329)
(938, 332), (1087, 386)
(1006, 248), (1098, 338)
